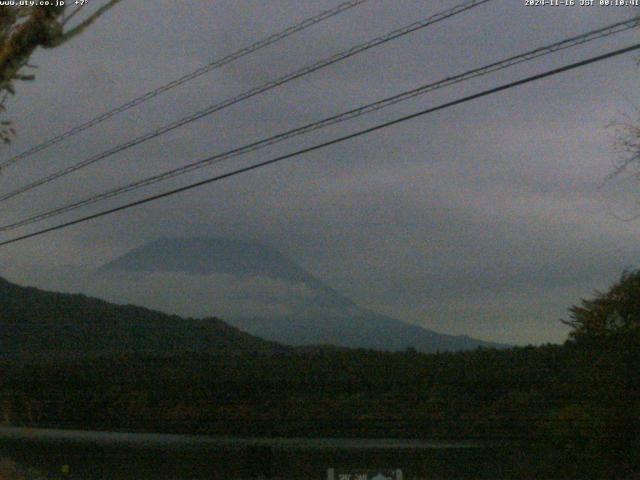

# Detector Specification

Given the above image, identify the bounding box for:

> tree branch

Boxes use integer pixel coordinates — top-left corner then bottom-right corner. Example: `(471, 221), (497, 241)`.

(61, 4), (85, 27)
(46, 0), (122, 48)
(0, 7), (64, 91)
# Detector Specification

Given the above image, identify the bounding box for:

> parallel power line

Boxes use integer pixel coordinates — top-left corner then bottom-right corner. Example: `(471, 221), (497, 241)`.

(2, 16), (638, 234)
(0, 0), (371, 170)
(0, 0), (494, 203)
(1, 42), (638, 248)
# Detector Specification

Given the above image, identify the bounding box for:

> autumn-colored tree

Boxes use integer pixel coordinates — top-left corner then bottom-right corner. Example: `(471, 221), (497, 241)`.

(562, 269), (640, 343)
(0, 1), (121, 143)
(560, 269), (640, 475)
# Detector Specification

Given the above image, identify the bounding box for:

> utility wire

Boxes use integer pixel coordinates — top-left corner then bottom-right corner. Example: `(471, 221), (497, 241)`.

(0, 42), (638, 248)
(0, 0), (371, 170)
(2, 16), (638, 233)
(0, 0), (493, 203)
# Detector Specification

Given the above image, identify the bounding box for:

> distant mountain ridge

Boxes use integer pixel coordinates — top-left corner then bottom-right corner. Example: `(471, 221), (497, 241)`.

(0, 276), (285, 359)
(100, 237), (355, 310)
(100, 237), (506, 352)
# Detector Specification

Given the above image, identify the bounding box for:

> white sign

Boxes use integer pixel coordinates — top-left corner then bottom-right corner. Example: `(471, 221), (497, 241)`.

(327, 468), (403, 480)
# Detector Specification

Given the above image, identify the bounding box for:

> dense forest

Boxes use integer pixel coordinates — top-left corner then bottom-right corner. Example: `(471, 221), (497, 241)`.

(0, 276), (285, 359)
(1, 271), (639, 477)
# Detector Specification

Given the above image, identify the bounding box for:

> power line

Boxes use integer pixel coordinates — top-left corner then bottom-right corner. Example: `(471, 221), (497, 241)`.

(2, 16), (638, 233)
(0, 0), (493, 203)
(1, 42), (637, 248)
(0, 0), (371, 170)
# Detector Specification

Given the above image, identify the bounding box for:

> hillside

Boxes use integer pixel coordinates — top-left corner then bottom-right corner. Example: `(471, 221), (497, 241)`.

(99, 237), (506, 352)
(0, 277), (285, 359)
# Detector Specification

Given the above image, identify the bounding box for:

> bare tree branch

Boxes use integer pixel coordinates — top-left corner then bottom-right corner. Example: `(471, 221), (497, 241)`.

(48, 0), (122, 48)
(0, 1), (122, 145)
(61, 4), (86, 27)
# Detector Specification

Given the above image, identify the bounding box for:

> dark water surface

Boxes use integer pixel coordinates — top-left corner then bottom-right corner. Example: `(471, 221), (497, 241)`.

(0, 427), (527, 479)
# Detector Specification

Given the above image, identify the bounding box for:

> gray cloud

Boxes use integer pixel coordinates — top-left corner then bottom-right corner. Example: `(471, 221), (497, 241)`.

(0, 1), (638, 345)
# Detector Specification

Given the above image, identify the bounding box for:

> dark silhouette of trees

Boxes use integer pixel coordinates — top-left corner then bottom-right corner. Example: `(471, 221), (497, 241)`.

(562, 269), (640, 343)
(559, 269), (640, 476)
(1, 270), (640, 476)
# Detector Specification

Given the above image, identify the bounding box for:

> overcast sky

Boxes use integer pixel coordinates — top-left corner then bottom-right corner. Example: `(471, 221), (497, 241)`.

(1, 0), (640, 345)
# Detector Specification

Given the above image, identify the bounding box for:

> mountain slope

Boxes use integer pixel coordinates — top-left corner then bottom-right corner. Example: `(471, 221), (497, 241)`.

(100, 237), (355, 310)
(231, 310), (501, 352)
(0, 277), (285, 359)
(99, 237), (506, 352)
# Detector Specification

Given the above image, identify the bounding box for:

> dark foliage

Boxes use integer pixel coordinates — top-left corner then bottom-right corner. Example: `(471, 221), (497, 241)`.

(0, 277), (285, 358)
(0, 271), (639, 476)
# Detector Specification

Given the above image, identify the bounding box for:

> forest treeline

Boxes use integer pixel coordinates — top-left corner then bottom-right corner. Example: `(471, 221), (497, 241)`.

(0, 271), (639, 476)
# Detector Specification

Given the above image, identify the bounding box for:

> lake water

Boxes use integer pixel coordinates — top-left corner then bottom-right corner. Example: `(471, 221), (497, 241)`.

(0, 427), (526, 479)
